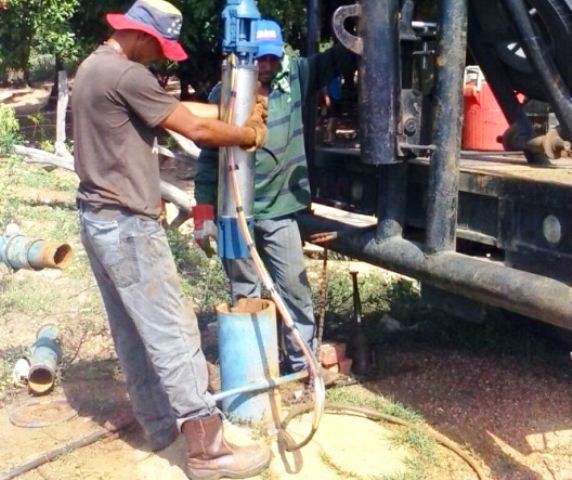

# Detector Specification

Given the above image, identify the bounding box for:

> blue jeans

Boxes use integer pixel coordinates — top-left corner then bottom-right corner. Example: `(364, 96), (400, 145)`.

(79, 206), (216, 444)
(223, 214), (316, 372)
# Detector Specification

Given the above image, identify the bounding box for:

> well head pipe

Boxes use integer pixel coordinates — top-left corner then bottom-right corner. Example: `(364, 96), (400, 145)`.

(217, 298), (281, 426)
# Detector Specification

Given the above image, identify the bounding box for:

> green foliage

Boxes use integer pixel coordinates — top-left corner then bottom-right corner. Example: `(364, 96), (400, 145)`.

(326, 385), (423, 423)
(6, 156), (75, 192)
(69, 0), (127, 59)
(167, 229), (230, 311)
(0, 0), (79, 83)
(316, 267), (392, 319)
(0, 105), (21, 155)
(1, 0), (338, 88)
(385, 278), (421, 322)
(70, 0), (311, 96)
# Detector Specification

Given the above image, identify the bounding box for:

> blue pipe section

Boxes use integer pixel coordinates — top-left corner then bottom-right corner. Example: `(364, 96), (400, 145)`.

(217, 299), (280, 423)
(28, 325), (62, 395)
(0, 234), (72, 271)
(217, 216), (254, 260)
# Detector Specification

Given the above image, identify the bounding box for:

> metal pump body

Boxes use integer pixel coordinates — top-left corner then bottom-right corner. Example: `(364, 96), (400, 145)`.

(217, 0), (260, 259)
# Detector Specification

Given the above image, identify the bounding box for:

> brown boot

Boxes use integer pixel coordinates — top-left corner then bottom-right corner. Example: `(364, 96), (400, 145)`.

(182, 414), (271, 480)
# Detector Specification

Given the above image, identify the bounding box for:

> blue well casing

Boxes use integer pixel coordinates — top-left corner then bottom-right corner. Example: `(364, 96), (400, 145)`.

(217, 298), (280, 423)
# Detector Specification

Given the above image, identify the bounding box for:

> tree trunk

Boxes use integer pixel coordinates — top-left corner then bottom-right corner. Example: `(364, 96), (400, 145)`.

(47, 56), (63, 108)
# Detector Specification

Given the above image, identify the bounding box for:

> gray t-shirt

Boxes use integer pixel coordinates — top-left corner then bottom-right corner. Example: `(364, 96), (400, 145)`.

(72, 45), (178, 218)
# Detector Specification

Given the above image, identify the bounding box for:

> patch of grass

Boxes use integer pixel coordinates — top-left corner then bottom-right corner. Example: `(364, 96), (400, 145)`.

(167, 229), (230, 312)
(319, 449), (363, 479)
(394, 306), (571, 367)
(259, 470), (279, 480)
(395, 427), (436, 463)
(4, 156), (76, 193)
(310, 262), (422, 346)
(326, 385), (422, 423)
(315, 265), (392, 318)
(325, 385), (435, 480)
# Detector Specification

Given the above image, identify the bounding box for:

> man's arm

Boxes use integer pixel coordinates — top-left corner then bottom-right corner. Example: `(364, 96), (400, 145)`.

(181, 102), (219, 120)
(298, 43), (357, 99)
(116, 65), (264, 149)
(159, 104), (256, 148)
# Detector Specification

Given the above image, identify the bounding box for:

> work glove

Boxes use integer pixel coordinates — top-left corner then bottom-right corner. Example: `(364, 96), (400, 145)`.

(192, 204), (217, 257)
(242, 95), (268, 151)
(254, 94), (268, 122)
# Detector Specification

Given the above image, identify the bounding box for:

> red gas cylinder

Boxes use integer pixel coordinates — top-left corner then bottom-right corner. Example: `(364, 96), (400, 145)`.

(462, 67), (509, 151)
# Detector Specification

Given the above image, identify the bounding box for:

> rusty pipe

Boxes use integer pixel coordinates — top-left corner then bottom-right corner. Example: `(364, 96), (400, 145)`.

(0, 234), (73, 271)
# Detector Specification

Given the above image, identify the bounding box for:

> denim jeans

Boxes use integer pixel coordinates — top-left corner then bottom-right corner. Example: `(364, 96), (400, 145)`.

(79, 206), (216, 443)
(223, 214), (316, 372)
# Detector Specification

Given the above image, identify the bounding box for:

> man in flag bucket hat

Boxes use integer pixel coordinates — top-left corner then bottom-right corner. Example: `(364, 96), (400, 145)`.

(72, 1), (270, 478)
(105, 0), (188, 61)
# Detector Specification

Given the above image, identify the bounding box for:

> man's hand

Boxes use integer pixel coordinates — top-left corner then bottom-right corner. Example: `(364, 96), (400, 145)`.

(243, 96), (268, 150)
(192, 204), (217, 257)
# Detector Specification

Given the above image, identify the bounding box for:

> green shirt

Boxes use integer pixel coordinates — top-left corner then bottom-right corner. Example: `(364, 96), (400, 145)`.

(195, 44), (356, 220)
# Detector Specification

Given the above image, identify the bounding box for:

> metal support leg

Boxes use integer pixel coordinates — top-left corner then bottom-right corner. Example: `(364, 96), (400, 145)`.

(376, 164), (408, 240)
(425, 0), (467, 253)
(305, 0), (320, 193)
(359, 0), (401, 166)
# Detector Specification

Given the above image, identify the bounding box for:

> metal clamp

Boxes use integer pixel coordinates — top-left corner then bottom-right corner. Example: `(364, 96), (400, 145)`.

(332, 4), (363, 55)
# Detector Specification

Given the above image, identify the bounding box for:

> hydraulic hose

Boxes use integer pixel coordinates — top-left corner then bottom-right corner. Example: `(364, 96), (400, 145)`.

(224, 54), (325, 451)
(281, 403), (487, 480)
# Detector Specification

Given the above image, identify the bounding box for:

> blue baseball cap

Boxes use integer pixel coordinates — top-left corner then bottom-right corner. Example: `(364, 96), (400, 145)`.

(255, 19), (284, 59)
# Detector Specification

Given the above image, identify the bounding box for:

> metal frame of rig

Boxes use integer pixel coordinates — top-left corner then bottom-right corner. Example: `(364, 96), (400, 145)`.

(299, 0), (572, 330)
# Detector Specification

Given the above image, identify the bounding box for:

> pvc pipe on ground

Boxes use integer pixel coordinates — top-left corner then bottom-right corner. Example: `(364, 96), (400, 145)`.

(28, 325), (62, 395)
(0, 234), (73, 271)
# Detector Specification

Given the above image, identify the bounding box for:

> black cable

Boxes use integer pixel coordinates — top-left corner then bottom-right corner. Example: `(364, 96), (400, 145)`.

(261, 147), (279, 165)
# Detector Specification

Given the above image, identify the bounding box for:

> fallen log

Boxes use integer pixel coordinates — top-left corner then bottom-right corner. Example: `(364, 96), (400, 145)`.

(167, 130), (202, 159)
(13, 145), (195, 220)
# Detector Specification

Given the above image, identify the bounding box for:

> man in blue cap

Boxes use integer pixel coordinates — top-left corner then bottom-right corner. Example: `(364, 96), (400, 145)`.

(72, 1), (270, 479)
(195, 19), (356, 375)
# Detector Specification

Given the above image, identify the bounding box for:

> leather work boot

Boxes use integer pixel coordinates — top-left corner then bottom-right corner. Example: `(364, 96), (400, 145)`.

(182, 413), (271, 480)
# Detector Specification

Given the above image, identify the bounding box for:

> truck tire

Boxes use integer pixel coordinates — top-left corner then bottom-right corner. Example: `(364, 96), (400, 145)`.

(495, 0), (572, 99)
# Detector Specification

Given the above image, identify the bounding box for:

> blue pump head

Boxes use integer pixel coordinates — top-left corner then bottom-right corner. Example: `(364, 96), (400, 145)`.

(222, 0), (261, 62)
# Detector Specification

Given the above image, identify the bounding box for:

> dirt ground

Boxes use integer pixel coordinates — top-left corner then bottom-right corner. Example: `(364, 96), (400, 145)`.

(372, 342), (572, 480)
(2, 85), (572, 480)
